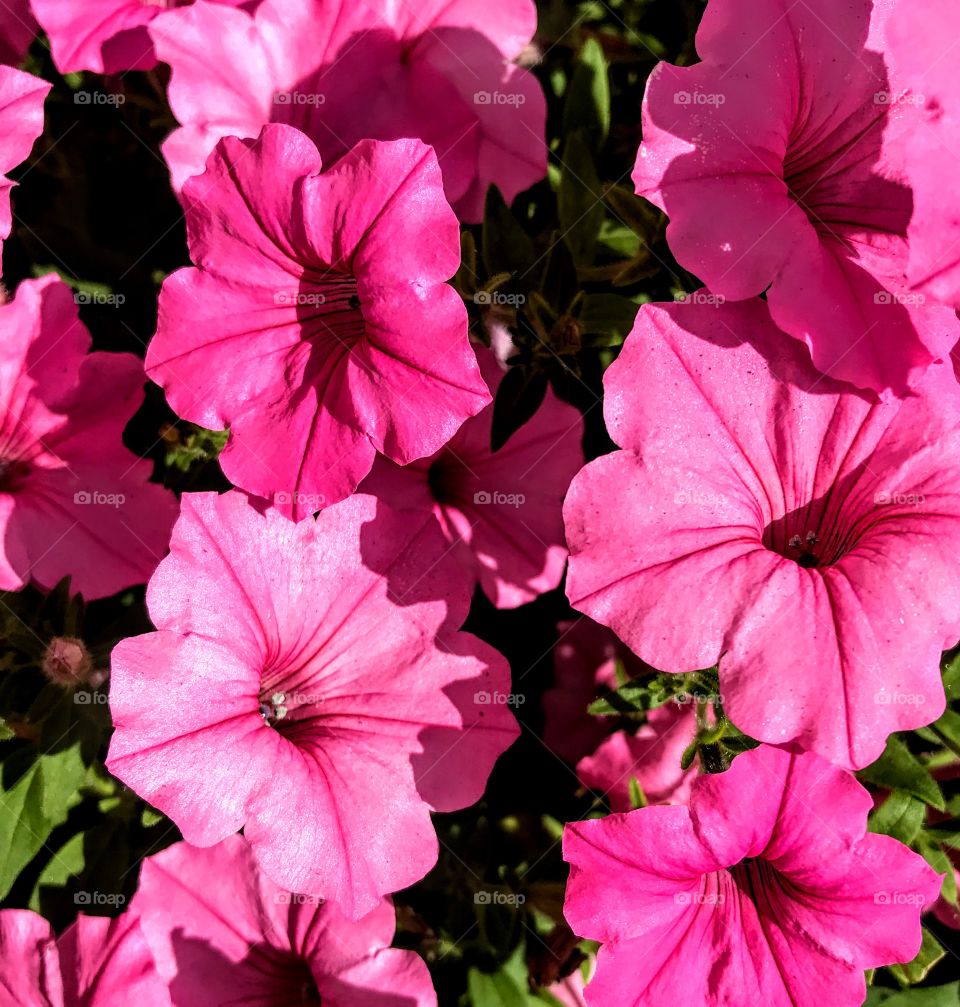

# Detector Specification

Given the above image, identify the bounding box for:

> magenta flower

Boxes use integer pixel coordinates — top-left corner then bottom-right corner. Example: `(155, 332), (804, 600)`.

(361, 349), (584, 608)
(0, 908), (169, 1005)
(0, 276), (177, 599)
(886, 0), (960, 307)
(132, 835), (436, 1006)
(147, 124), (489, 517)
(107, 491), (518, 920)
(563, 745), (941, 1007)
(634, 0), (959, 394)
(31, 0), (248, 74)
(0, 1), (37, 66)
(564, 299), (960, 769)
(149, 0), (547, 219)
(0, 66), (48, 256)
(577, 701), (696, 812)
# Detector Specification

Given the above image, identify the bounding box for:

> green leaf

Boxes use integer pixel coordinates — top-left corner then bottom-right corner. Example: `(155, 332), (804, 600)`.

(942, 648), (960, 701)
(562, 37), (610, 149)
(468, 945), (539, 1006)
(557, 131), (604, 266)
(917, 836), (957, 906)
(858, 736), (945, 811)
(868, 790), (926, 845)
(886, 928), (945, 988)
(0, 741), (85, 899)
(930, 708), (960, 757)
(874, 983), (960, 1006)
(628, 777), (646, 810)
(482, 186), (536, 281)
(579, 293), (640, 346)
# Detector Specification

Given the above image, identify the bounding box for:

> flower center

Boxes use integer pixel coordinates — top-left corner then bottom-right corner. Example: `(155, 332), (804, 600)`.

(0, 458), (29, 493)
(761, 497), (866, 570)
(294, 271), (366, 350)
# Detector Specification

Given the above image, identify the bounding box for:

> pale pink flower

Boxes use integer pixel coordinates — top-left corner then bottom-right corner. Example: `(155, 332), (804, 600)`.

(564, 745), (941, 1006)
(149, 0), (547, 219)
(886, 0), (960, 307)
(31, 0), (249, 74)
(147, 125), (488, 517)
(0, 908), (169, 1005)
(0, 276), (177, 599)
(0, 65), (48, 257)
(107, 491), (518, 920)
(576, 701), (696, 812)
(132, 835), (436, 1006)
(634, 0), (959, 394)
(0, 1), (37, 66)
(564, 299), (960, 769)
(361, 348), (583, 608)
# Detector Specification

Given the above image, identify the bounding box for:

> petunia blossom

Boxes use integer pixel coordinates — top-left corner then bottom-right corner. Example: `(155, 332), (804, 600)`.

(564, 298), (960, 769)
(361, 348), (584, 609)
(576, 701), (696, 812)
(147, 124), (489, 517)
(132, 835), (436, 1006)
(886, 0), (960, 307)
(0, 1), (37, 66)
(0, 908), (169, 1005)
(107, 491), (518, 920)
(0, 65), (48, 258)
(634, 0), (959, 394)
(0, 275), (178, 599)
(31, 0), (249, 75)
(148, 0), (547, 219)
(563, 744), (941, 1006)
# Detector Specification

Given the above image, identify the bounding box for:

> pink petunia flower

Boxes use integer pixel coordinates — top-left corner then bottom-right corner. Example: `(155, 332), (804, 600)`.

(131, 835), (436, 1006)
(0, 908), (170, 1005)
(576, 701), (696, 812)
(147, 124), (489, 518)
(361, 348), (584, 609)
(0, 275), (178, 599)
(541, 617), (649, 764)
(886, 0), (960, 307)
(0, 1), (37, 66)
(31, 0), (250, 75)
(564, 298), (960, 770)
(107, 491), (518, 920)
(634, 0), (959, 395)
(148, 0), (547, 219)
(563, 744), (941, 1006)
(0, 65), (48, 257)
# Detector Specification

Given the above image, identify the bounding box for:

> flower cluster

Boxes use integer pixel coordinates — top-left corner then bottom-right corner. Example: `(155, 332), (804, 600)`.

(0, 0), (956, 1004)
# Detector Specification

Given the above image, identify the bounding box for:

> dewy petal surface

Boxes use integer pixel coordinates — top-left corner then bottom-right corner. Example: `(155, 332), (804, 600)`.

(565, 298), (960, 768)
